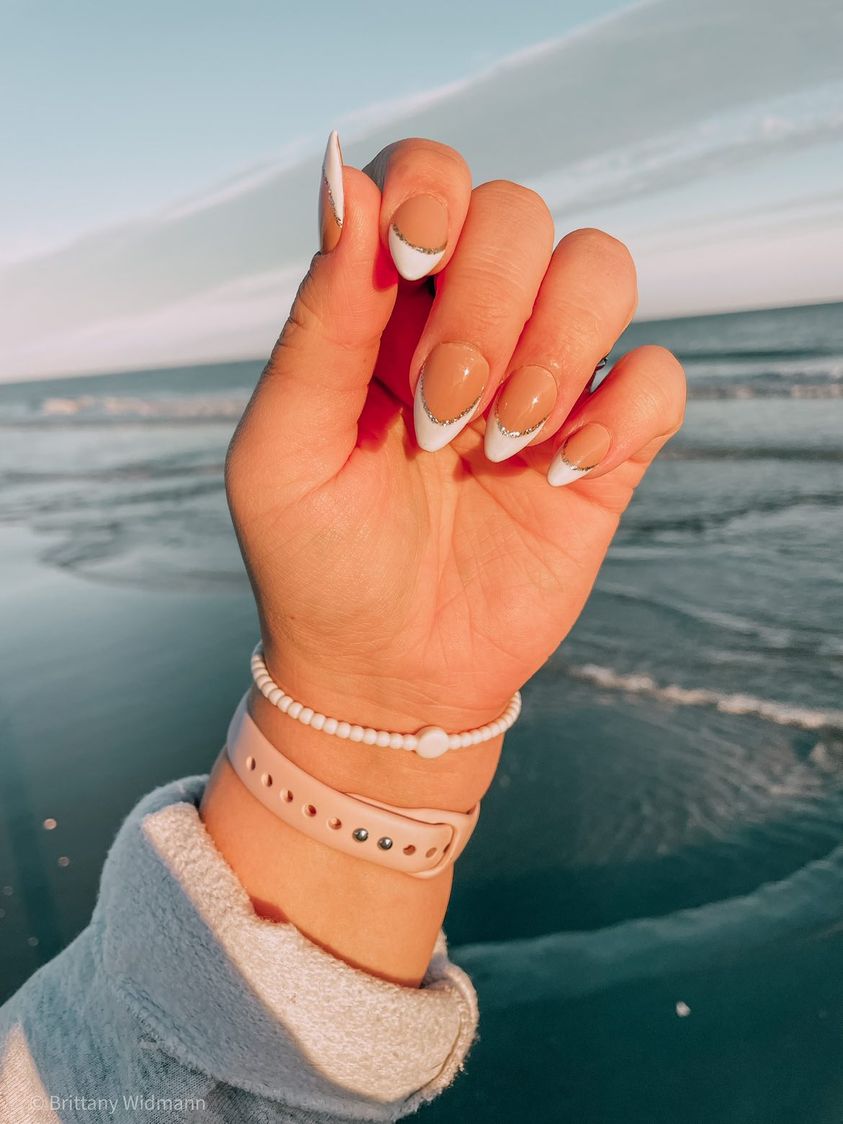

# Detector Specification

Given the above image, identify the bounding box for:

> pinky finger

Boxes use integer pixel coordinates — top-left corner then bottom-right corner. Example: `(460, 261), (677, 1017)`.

(545, 345), (686, 488)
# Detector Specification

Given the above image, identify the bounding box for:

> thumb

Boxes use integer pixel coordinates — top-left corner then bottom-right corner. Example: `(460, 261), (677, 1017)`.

(233, 133), (397, 497)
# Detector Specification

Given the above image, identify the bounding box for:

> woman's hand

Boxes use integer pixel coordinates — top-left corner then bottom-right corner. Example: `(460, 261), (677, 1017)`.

(225, 136), (685, 807)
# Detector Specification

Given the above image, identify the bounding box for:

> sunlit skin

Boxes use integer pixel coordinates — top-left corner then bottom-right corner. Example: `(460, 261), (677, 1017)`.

(201, 138), (686, 986)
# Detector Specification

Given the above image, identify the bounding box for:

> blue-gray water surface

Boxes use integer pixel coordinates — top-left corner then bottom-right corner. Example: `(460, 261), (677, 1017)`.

(0, 302), (842, 1122)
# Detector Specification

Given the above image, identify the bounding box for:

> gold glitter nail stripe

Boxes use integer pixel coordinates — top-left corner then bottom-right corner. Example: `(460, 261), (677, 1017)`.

(495, 413), (548, 440)
(323, 174), (343, 228)
(557, 455), (597, 474)
(420, 374), (481, 427)
(391, 224), (446, 255)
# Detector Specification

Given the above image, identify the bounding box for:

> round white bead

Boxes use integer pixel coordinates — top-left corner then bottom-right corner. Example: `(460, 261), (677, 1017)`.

(311, 713), (326, 731)
(415, 726), (449, 760)
(363, 728), (378, 745)
(404, 734), (418, 752)
(389, 733), (403, 750)
(287, 701), (303, 720)
(349, 725), (364, 742)
(268, 687), (284, 706)
(323, 717), (338, 735)
(336, 721), (351, 739)
(299, 707), (314, 724)
(376, 731), (391, 748)
(279, 696), (292, 713)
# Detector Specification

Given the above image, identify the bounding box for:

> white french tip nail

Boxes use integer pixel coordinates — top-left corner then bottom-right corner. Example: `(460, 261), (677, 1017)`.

(388, 225), (446, 281)
(413, 377), (478, 452)
(546, 456), (593, 488)
(323, 129), (344, 226)
(484, 412), (546, 463)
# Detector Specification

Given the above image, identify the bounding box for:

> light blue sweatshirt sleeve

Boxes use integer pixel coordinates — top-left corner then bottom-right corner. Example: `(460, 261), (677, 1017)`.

(0, 777), (478, 1123)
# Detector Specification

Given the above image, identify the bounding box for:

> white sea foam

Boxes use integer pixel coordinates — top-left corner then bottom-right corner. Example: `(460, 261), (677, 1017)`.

(573, 663), (843, 733)
(40, 394), (248, 420)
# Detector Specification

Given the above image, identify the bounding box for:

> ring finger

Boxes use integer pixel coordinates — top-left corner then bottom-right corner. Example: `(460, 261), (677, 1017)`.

(483, 227), (637, 462)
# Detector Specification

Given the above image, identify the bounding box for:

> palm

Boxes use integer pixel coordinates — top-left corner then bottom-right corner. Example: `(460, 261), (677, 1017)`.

(253, 371), (632, 718)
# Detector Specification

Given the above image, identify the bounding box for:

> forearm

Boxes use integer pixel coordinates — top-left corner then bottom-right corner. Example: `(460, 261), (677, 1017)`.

(201, 678), (504, 987)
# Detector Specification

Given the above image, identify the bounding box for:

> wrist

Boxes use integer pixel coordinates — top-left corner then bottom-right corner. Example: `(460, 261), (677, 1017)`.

(200, 645), (510, 987)
(256, 641), (510, 811)
(201, 752), (453, 987)
(261, 636), (513, 735)
(249, 684), (502, 813)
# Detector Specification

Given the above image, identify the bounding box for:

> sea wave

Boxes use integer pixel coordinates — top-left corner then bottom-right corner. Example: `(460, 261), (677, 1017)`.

(454, 833), (843, 1008)
(0, 373), (840, 432)
(687, 382), (843, 401)
(570, 663), (843, 733)
(594, 584), (843, 658)
(0, 395), (249, 428)
(40, 393), (249, 420)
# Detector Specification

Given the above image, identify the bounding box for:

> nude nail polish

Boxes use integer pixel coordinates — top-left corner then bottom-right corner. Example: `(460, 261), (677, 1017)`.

(389, 195), (448, 281)
(414, 342), (488, 452)
(485, 365), (557, 462)
(547, 423), (612, 487)
(319, 130), (344, 253)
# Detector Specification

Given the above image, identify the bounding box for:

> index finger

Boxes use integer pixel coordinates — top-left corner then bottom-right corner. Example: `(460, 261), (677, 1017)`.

(364, 138), (472, 280)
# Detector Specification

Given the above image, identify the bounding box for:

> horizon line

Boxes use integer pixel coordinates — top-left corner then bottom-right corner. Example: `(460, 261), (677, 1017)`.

(1, 295), (839, 390)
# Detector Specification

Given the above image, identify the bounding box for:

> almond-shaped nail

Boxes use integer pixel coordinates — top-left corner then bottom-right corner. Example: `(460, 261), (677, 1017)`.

(485, 365), (557, 462)
(319, 130), (344, 253)
(414, 342), (488, 452)
(547, 423), (611, 487)
(389, 194), (448, 281)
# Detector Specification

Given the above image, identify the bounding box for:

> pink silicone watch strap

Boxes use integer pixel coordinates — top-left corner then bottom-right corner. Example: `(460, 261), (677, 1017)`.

(225, 694), (480, 878)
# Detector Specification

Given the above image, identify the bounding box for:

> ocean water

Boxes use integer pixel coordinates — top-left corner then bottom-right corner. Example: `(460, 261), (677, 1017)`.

(1, 301), (842, 1122)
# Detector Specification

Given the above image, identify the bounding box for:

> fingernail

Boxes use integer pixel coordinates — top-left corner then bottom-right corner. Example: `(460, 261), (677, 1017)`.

(319, 130), (344, 253)
(485, 365), (557, 462)
(389, 194), (448, 281)
(547, 423), (611, 487)
(414, 342), (488, 452)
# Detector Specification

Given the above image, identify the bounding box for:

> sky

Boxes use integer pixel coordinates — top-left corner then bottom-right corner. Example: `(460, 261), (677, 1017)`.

(1, 0), (842, 381)
(0, 0), (622, 262)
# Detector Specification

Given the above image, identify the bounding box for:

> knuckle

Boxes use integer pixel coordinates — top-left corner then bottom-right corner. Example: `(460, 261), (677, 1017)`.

(476, 179), (554, 238)
(451, 286), (516, 337)
(404, 137), (468, 171)
(635, 345), (687, 431)
(553, 301), (607, 368)
(374, 138), (471, 190)
(224, 425), (250, 514)
(564, 227), (637, 280)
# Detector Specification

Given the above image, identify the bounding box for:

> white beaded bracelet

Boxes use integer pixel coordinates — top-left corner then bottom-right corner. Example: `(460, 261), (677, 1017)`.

(250, 644), (522, 759)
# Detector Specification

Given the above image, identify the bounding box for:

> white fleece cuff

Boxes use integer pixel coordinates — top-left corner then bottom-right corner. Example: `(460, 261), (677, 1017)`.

(93, 776), (478, 1122)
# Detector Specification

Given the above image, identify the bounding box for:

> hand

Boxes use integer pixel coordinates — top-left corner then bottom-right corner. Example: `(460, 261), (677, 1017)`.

(226, 137), (685, 789)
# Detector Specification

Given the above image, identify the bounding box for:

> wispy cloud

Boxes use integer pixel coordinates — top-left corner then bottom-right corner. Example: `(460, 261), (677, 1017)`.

(1, 0), (841, 381)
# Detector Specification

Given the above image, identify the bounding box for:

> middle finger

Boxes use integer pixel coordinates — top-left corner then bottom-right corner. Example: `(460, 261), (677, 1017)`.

(410, 179), (554, 452)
